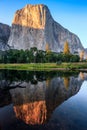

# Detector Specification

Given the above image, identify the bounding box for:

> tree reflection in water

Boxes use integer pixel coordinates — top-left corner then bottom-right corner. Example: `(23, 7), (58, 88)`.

(9, 72), (84, 125)
(63, 77), (70, 90)
(0, 70), (87, 130)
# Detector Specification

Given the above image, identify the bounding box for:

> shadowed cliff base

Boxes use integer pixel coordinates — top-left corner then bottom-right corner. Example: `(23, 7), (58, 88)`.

(8, 24), (46, 51)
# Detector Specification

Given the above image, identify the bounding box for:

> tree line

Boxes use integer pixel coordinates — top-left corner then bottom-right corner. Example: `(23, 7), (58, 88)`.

(1, 41), (85, 63)
(0, 47), (80, 63)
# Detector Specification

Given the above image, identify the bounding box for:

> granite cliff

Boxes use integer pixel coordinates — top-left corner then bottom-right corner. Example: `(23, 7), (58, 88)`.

(8, 4), (84, 53)
(0, 23), (10, 50)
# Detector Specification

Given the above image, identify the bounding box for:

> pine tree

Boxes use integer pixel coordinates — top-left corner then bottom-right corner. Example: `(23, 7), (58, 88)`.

(63, 41), (70, 54)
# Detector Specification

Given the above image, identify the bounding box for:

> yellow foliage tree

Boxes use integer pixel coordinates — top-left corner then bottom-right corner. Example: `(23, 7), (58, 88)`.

(45, 43), (50, 52)
(45, 43), (51, 55)
(63, 41), (70, 54)
(79, 50), (84, 61)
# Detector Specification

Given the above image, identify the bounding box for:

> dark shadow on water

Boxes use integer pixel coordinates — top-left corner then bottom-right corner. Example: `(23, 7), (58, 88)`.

(0, 70), (87, 130)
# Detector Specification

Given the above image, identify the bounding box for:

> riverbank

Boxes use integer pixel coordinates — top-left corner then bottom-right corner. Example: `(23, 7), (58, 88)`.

(0, 63), (87, 71)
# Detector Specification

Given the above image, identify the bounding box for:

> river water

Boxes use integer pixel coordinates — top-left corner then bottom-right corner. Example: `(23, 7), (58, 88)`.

(0, 70), (87, 130)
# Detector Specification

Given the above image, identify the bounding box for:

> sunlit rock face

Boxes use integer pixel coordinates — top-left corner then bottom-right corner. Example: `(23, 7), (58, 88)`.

(10, 82), (47, 125)
(14, 101), (47, 125)
(0, 23), (10, 50)
(12, 4), (47, 29)
(10, 75), (83, 125)
(8, 4), (84, 53)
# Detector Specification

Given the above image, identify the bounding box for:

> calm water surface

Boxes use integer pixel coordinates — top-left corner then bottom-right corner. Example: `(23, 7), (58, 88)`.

(0, 70), (87, 130)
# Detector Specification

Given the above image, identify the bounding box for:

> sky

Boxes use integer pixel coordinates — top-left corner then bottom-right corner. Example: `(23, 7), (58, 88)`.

(0, 0), (87, 48)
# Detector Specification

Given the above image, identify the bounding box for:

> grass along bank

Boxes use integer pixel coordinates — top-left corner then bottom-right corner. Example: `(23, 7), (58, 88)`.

(0, 63), (87, 71)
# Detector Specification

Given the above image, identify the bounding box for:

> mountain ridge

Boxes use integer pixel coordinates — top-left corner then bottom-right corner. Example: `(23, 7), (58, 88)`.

(0, 23), (10, 50)
(0, 4), (85, 53)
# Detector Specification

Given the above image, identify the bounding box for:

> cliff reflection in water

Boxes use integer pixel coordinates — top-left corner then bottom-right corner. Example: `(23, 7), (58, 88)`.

(0, 70), (87, 127)
(7, 71), (86, 125)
